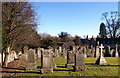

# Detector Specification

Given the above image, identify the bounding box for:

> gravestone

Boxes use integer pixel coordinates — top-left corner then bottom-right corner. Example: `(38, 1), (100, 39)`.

(59, 46), (62, 53)
(65, 51), (75, 67)
(92, 47), (95, 57)
(52, 58), (57, 69)
(48, 46), (53, 52)
(40, 49), (53, 73)
(111, 49), (115, 57)
(19, 52), (27, 61)
(95, 44), (107, 65)
(23, 46), (28, 54)
(83, 47), (87, 58)
(54, 49), (59, 57)
(26, 49), (37, 70)
(74, 53), (86, 72)
(105, 45), (111, 57)
(95, 41), (100, 58)
(8, 51), (17, 63)
(37, 48), (42, 58)
(73, 46), (76, 52)
(115, 44), (119, 57)
(63, 48), (67, 59)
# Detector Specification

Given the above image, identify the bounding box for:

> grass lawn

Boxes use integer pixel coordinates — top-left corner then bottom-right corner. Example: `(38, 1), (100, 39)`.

(1, 57), (119, 77)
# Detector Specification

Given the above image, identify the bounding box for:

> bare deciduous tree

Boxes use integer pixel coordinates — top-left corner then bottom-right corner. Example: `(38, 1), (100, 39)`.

(102, 11), (120, 38)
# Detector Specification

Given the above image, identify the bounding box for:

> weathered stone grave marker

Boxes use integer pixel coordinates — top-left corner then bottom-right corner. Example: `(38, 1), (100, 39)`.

(26, 49), (37, 70)
(63, 48), (67, 59)
(83, 47), (87, 58)
(40, 49), (53, 73)
(74, 53), (86, 72)
(105, 45), (111, 57)
(95, 41), (100, 58)
(54, 49), (59, 57)
(65, 51), (75, 67)
(59, 46), (62, 53)
(37, 48), (42, 58)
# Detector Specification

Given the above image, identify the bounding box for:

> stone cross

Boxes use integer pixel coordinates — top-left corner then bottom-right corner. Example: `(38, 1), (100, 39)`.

(99, 44), (104, 57)
(95, 44), (107, 65)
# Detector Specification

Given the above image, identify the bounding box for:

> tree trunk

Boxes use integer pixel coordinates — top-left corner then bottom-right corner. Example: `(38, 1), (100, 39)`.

(3, 46), (10, 67)
(3, 53), (9, 67)
(1, 51), (4, 67)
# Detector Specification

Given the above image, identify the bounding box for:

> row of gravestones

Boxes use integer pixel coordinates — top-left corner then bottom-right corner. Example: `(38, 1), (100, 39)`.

(19, 47), (86, 73)
(19, 43), (113, 73)
(40, 48), (86, 73)
(95, 41), (119, 58)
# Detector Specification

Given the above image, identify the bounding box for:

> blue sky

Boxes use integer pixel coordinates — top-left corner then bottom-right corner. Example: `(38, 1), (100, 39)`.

(32, 2), (118, 38)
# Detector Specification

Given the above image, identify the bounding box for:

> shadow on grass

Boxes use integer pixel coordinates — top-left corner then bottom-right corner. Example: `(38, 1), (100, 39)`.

(2, 71), (40, 74)
(85, 63), (98, 66)
(1, 67), (41, 74)
(100, 65), (120, 67)
(56, 66), (66, 68)
(54, 65), (73, 71)
(54, 69), (73, 71)
(85, 63), (120, 67)
(2, 67), (25, 70)
(37, 66), (41, 69)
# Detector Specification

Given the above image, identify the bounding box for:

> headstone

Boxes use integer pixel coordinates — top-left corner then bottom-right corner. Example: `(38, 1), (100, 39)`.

(65, 51), (75, 67)
(92, 47), (95, 57)
(48, 46), (53, 52)
(7, 51), (17, 63)
(54, 49), (59, 57)
(95, 44), (107, 65)
(95, 41), (100, 58)
(110, 49), (115, 57)
(105, 45), (111, 57)
(115, 44), (119, 57)
(26, 49), (37, 70)
(74, 53), (86, 72)
(37, 48), (42, 58)
(91, 45), (93, 49)
(59, 46), (62, 53)
(40, 49), (53, 73)
(52, 58), (57, 69)
(63, 48), (67, 59)
(73, 46), (76, 52)
(23, 46), (28, 54)
(83, 47), (87, 58)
